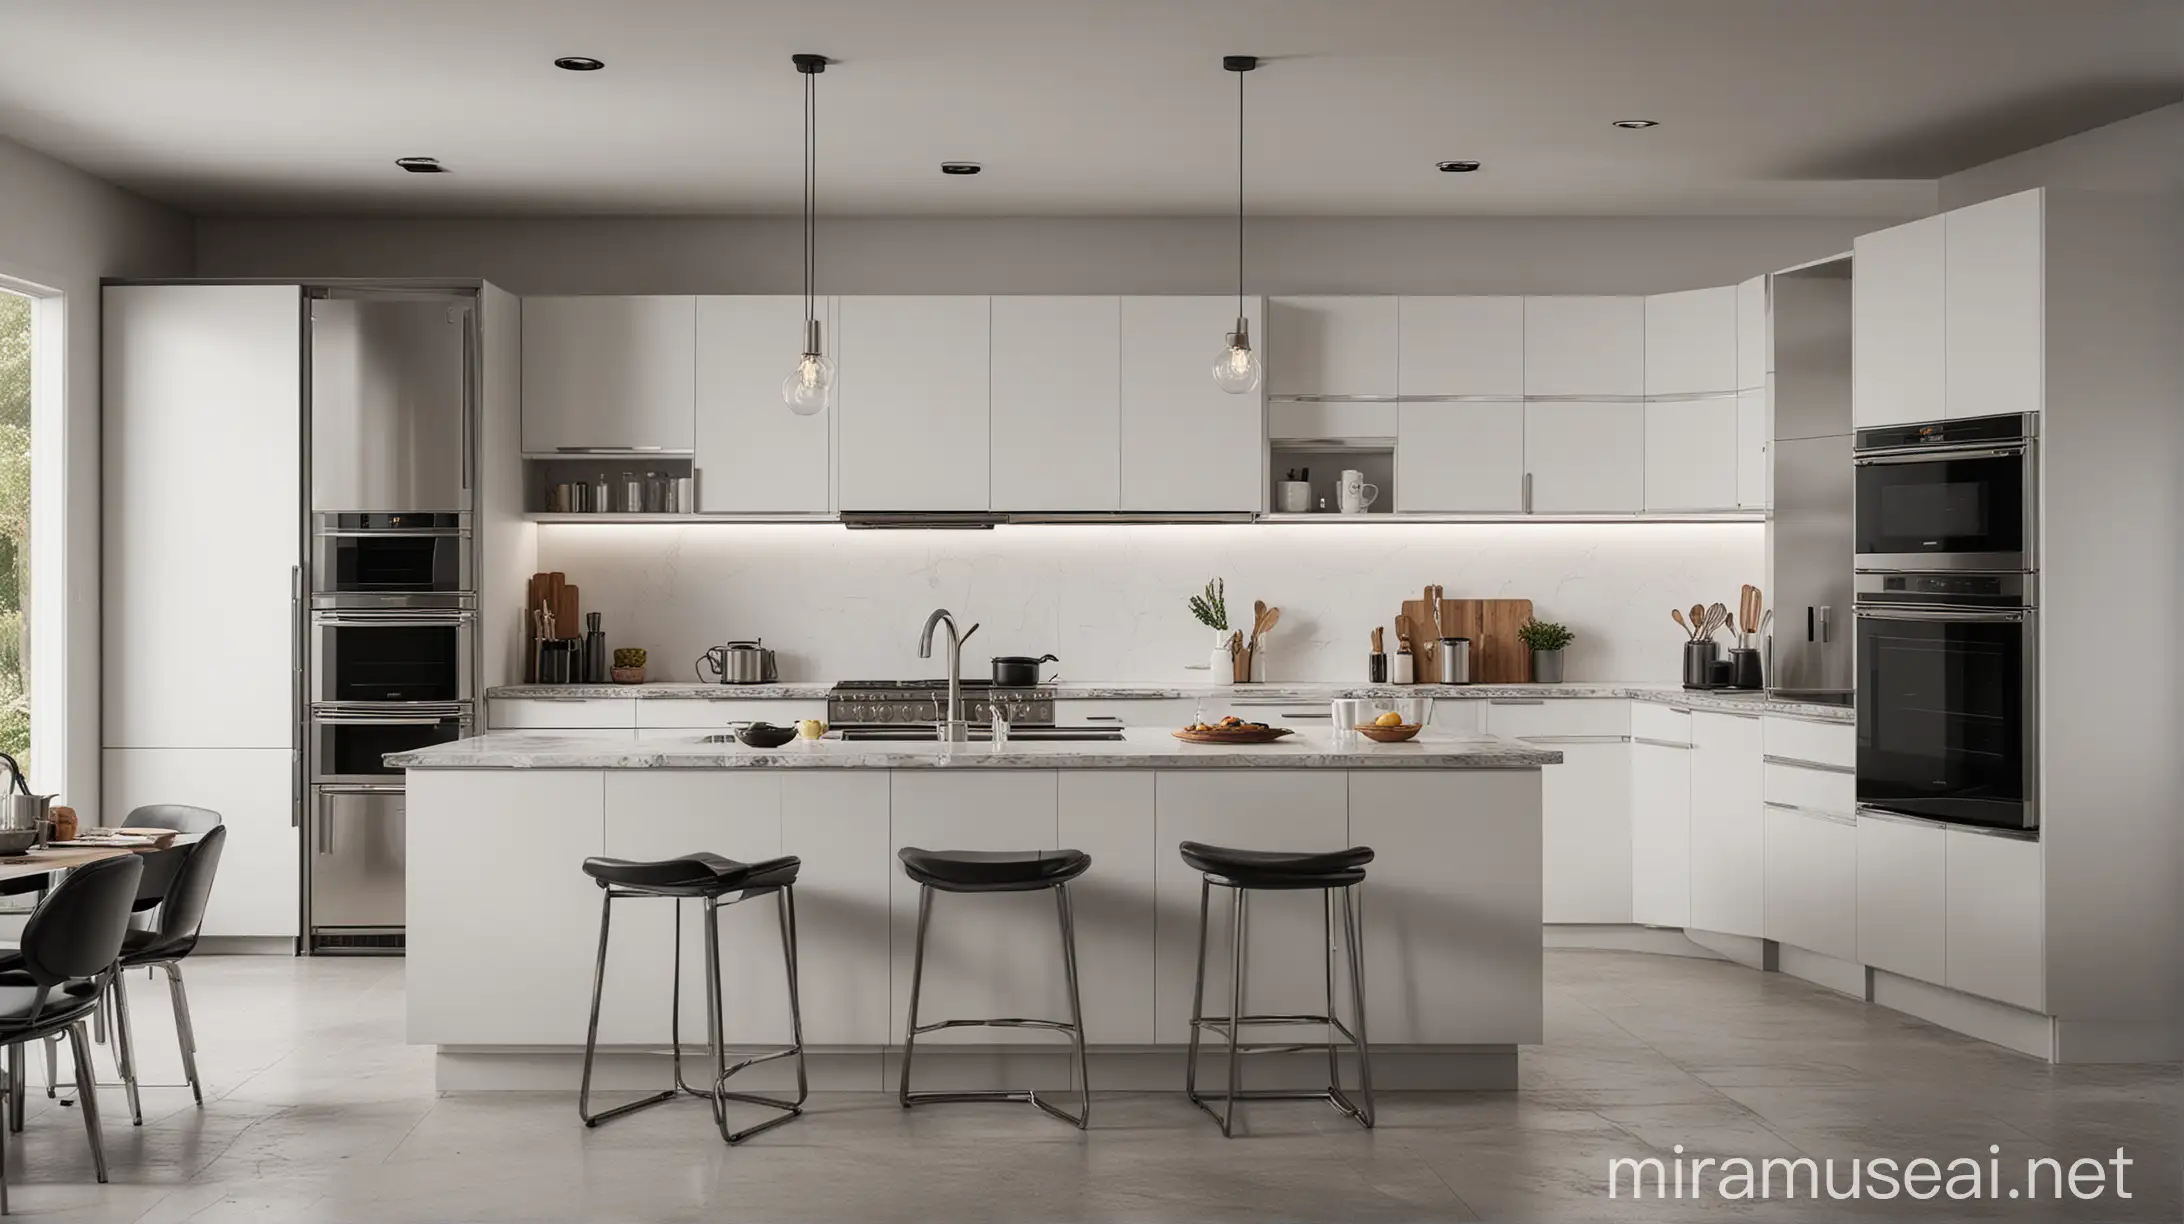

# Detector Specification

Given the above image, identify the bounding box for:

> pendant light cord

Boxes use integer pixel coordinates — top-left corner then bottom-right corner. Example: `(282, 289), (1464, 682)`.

(803, 65), (817, 341)
(1235, 63), (1245, 321)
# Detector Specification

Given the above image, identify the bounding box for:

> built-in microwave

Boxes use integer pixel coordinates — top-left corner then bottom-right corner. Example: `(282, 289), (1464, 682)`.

(312, 512), (473, 609)
(311, 609), (474, 706)
(1853, 414), (2034, 573)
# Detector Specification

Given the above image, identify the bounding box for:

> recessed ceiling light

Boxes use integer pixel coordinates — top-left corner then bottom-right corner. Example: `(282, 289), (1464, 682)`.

(1435, 160), (1481, 173)
(554, 56), (605, 71)
(1610, 118), (1659, 129)
(940, 162), (982, 176)
(394, 156), (446, 174)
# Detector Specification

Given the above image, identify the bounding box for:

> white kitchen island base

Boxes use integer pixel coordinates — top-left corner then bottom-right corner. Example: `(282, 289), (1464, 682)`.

(399, 731), (1553, 1093)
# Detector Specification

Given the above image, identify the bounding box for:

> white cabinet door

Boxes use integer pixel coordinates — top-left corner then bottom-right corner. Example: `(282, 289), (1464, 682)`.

(520, 296), (696, 453)
(1523, 297), (1644, 396)
(1763, 806), (1856, 962)
(1944, 828), (2044, 1011)
(1152, 770), (1348, 1043)
(838, 296), (991, 511)
(990, 296), (1120, 511)
(1945, 189), (2044, 421)
(1537, 741), (1633, 924)
(1852, 215), (1946, 429)
(1396, 400), (1525, 512)
(1644, 286), (1738, 395)
(102, 748), (298, 938)
(1642, 399), (1740, 511)
(1119, 296), (1264, 512)
(1267, 296), (1397, 398)
(777, 772), (893, 1045)
(694, 295), (831, 513)
(1855, 813), (1946, 985)
(407, 770), (602, 1045)
(1057, 772), (1158, 1043)
(1736, 275), (1769, 391)
(1397, 296), (1525, 396)
(889, 771), (1065, 1044)
(1630, 738), (1693, 928)
(103, 284), (301, 750)
(1688, 711), (1764, 938)
(1524, 401), (1644, 512)
(1736, 386), (1771, 509)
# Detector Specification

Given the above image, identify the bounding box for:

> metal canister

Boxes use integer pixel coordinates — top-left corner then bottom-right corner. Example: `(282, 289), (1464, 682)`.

(1436, 637), (1471, 684)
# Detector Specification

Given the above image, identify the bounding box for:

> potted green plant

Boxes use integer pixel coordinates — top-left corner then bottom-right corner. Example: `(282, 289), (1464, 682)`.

(1187, 578), (1234, 686)
(1517, 618), (1574, 684)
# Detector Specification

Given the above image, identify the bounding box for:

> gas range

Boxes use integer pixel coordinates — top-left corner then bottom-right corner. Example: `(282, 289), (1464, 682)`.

(828, 680), (1056, 727)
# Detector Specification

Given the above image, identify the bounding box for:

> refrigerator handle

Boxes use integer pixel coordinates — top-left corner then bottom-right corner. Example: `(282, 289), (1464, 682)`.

(1818, 605), (1832, 644)
(291, 565), (304, 827)
(460, 307), (475, 493)
(317, 792), (334, 857)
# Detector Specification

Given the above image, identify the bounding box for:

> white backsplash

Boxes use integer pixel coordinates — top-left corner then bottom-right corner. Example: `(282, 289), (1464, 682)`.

(536, 522), (1762, 686)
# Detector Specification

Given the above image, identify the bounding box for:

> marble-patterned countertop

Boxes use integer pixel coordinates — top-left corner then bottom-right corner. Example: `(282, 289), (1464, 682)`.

(484, 680), (1853, 724)
(388, 727), (1564, 771)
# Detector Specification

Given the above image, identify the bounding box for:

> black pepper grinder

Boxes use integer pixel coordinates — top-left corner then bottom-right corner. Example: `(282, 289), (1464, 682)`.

(582, 612), (609, 684)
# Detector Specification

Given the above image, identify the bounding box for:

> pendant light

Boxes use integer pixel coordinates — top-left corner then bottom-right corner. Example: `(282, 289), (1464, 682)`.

(1212, 54), (1261, 395)
(783, 53), (833, 415)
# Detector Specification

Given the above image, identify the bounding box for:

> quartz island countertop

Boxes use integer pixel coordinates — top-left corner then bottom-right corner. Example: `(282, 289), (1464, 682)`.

(388, 727), (1564, 770)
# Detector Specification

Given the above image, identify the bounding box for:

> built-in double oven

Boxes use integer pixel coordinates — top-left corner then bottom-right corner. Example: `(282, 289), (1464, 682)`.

(1853, 413), (2037, 834)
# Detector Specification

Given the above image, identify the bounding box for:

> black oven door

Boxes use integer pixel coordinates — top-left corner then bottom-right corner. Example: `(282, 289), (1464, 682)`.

(312, 514), (472, 606)
(1853, 447), (2028, 571)
(312, 611), (474, 705)
(1855, 607), (2035, 830)
(312, 708), (471, 784)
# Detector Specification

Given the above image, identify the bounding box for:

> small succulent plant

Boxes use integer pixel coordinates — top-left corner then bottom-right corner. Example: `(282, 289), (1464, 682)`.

(613, 648), (647, 668)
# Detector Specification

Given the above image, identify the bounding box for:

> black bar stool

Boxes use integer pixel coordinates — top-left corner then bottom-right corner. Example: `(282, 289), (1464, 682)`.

(577, 851), (806, 1144)
(1179, 841), (1376, 1137)
(896, 847), (1091, 1128)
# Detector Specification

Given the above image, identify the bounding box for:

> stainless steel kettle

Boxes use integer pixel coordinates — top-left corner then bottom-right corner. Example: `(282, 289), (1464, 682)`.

(0, 753), (51, 854)
(699, 640), (779, 684)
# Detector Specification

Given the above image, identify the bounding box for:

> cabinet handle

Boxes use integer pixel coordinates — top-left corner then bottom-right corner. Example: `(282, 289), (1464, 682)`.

(1764, 800), (1856, 826)
(1522, 472), (1533, 513)
(1488, 699), (1546, 706)
(556, 445), (668, 453)
(1855, 805), (1946, 830)
(1519, 734), (1628, 744)
(1762, 753), (1854, 775)
(1632, 737), (1692, 750)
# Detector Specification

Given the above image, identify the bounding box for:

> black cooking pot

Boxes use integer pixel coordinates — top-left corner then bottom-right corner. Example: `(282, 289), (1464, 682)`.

(990, 654), (1058, 686)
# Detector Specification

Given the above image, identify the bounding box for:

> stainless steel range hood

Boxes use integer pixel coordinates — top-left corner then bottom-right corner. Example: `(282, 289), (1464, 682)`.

(841, 512), (1004, 530)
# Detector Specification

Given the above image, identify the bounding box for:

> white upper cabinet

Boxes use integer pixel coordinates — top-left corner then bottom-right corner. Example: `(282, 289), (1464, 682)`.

(1397, 400), (1525, 512)
(990, 297), (1121, 512)
(836, 296), (991, 511)
(694, 295), (831, 514)
(1736, 385), (1771, 509)
(1853, 214), (1946, 429)
(521, 296), (696, 453)
(1944, 189), (2043, 420)
(1524, 401), (1644, 512)
(1523, 296), (1644, 396)
(1643, 399), (1739, 511)
(1266, 296), (1397, 398)
(1119, 296), (1264, 512)
(1398, 296), (1525, 396)
(1735, 275), (1769, 390)
(1643, 286), (1738, 395)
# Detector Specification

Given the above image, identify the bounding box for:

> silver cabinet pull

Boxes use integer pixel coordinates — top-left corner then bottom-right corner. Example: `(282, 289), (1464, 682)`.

(1764, 800), (1856, 826)
(1632, 737), (1693, 750)
(1521, 472), (1533, 513)
(1488, 699), (1546, 706)
(1762, 754), (1854, 775)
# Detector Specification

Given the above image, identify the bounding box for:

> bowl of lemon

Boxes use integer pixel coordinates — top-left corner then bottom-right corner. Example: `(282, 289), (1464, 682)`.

(1353, 710), (1423, 743)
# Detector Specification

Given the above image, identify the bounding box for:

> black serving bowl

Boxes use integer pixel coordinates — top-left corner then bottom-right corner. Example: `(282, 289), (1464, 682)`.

(734, 722), (799, 749)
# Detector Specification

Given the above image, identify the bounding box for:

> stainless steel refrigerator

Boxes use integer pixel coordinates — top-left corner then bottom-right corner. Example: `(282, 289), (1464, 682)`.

(1767, 260), (1855, 699)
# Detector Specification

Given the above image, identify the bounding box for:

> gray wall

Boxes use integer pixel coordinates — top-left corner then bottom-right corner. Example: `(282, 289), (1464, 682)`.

(1938, 102), (2184, 209)
(193, 214), (1900, 297)
(0, 133), (193, 817)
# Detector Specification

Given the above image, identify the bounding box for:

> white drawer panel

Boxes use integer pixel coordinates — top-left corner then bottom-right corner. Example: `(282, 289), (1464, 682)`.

(1763, 761), (1855, 817)
(1483, 698), (1630, 740)
(491, 698), (638, 730)
(1763, 715), (1854, 769)
(1055, 699), (1197, 728)
(1267, 400), (1398, 440)
(635, 699), (829, 729)
(1631, 701), (1692, 745)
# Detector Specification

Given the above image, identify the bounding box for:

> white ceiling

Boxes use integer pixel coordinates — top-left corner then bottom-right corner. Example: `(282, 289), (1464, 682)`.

(2, 0), (2179, 217)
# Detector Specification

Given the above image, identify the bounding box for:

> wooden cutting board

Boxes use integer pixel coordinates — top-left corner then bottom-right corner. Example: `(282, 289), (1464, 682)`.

(1398, 596), (1535, 683)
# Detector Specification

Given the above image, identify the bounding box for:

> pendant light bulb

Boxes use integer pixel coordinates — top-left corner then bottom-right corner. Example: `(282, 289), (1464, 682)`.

(1212, 320), (1261, 395)
(784, 351), (835, 416)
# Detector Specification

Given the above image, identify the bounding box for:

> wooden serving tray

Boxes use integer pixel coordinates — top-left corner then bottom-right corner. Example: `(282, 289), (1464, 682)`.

(1172, 726), (1295, 745)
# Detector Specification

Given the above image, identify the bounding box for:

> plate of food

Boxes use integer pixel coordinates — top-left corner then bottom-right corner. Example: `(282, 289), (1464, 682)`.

(1173, 715), (1295, 744)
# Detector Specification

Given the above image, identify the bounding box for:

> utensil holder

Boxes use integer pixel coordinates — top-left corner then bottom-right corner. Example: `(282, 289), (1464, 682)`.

(1682, 640), (1720, 690)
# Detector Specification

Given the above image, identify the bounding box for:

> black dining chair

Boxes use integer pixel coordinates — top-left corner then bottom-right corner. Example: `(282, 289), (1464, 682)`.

(0, 852), (143, 1214)
(100, 825), (225, 1125)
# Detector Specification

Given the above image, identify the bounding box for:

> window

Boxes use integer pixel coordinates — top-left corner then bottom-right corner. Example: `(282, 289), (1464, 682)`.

(0, 289), (28, 759)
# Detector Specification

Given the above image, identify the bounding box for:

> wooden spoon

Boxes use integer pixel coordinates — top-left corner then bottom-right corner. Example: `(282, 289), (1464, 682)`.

(1690, 605), (1707, 637)
(1672, 608), (1692, 639)
(1258, 606), (1281, 638)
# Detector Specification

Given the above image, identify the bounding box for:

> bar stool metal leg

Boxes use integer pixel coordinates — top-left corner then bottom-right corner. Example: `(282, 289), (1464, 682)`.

(667, 888), (808, 1144)
(1341, 884), (1376, 1127)
(1053, 883), (1090, 1128)
(578, 891), (674, 1127)
(1183, 878), (1211, 1106)
(896, 885), (933, 1109)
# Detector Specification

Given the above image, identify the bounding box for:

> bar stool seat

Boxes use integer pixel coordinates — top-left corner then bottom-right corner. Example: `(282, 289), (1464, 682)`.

(897, 848), (1088, 893)
(1177, 842), (1372, 889)
(582, 853), (800, 896)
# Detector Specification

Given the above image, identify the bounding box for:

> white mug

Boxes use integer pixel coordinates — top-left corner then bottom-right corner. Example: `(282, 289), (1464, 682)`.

(1276, 480), (1312, 513)
(1339, 469), (1380, 515)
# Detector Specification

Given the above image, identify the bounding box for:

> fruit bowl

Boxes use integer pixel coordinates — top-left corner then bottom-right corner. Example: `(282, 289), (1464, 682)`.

(734, 722), (799, 748)
(1353, 722), (1422, 743)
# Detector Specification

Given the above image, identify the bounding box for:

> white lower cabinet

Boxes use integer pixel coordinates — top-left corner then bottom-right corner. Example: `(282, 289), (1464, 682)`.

(1395, 400), (1526, 512)
(1523, 401), (1644, 512)
(490, 698), (637, 730)
(1629, 736), (1693, 928)
(1057, 772), (1158, 1043)
(102, 747), (298, 939)
(1688, 711), (1764, 938)
(777, 772), (894, 1045)
(1944, 828), (2045, 1011)
(1763, 805), (1857, 962)
(1538, 742), (1632, 924)
(1855, 813), (1947, 984)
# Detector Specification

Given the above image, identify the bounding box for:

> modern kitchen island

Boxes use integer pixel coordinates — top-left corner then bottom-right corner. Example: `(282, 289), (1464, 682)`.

(393, 728), (1558, 1094)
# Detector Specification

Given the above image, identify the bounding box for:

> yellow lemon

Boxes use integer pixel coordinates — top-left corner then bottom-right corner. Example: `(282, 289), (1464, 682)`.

(1374, 711), (1404, 727)
(797, 719), (826, 739)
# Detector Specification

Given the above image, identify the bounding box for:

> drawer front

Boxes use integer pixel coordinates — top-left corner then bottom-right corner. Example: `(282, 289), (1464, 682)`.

(1631, 701), (1692, 746)
(1055, 699), (1198, 728)
(490, 698), (638, 730)
(1763, 761), (1855, 817)
(1484, 698), (1630, 740)
(634, 699), (829, 729)
(1267, 400), (1398, 440)
(1763, 716), (1854, 770)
